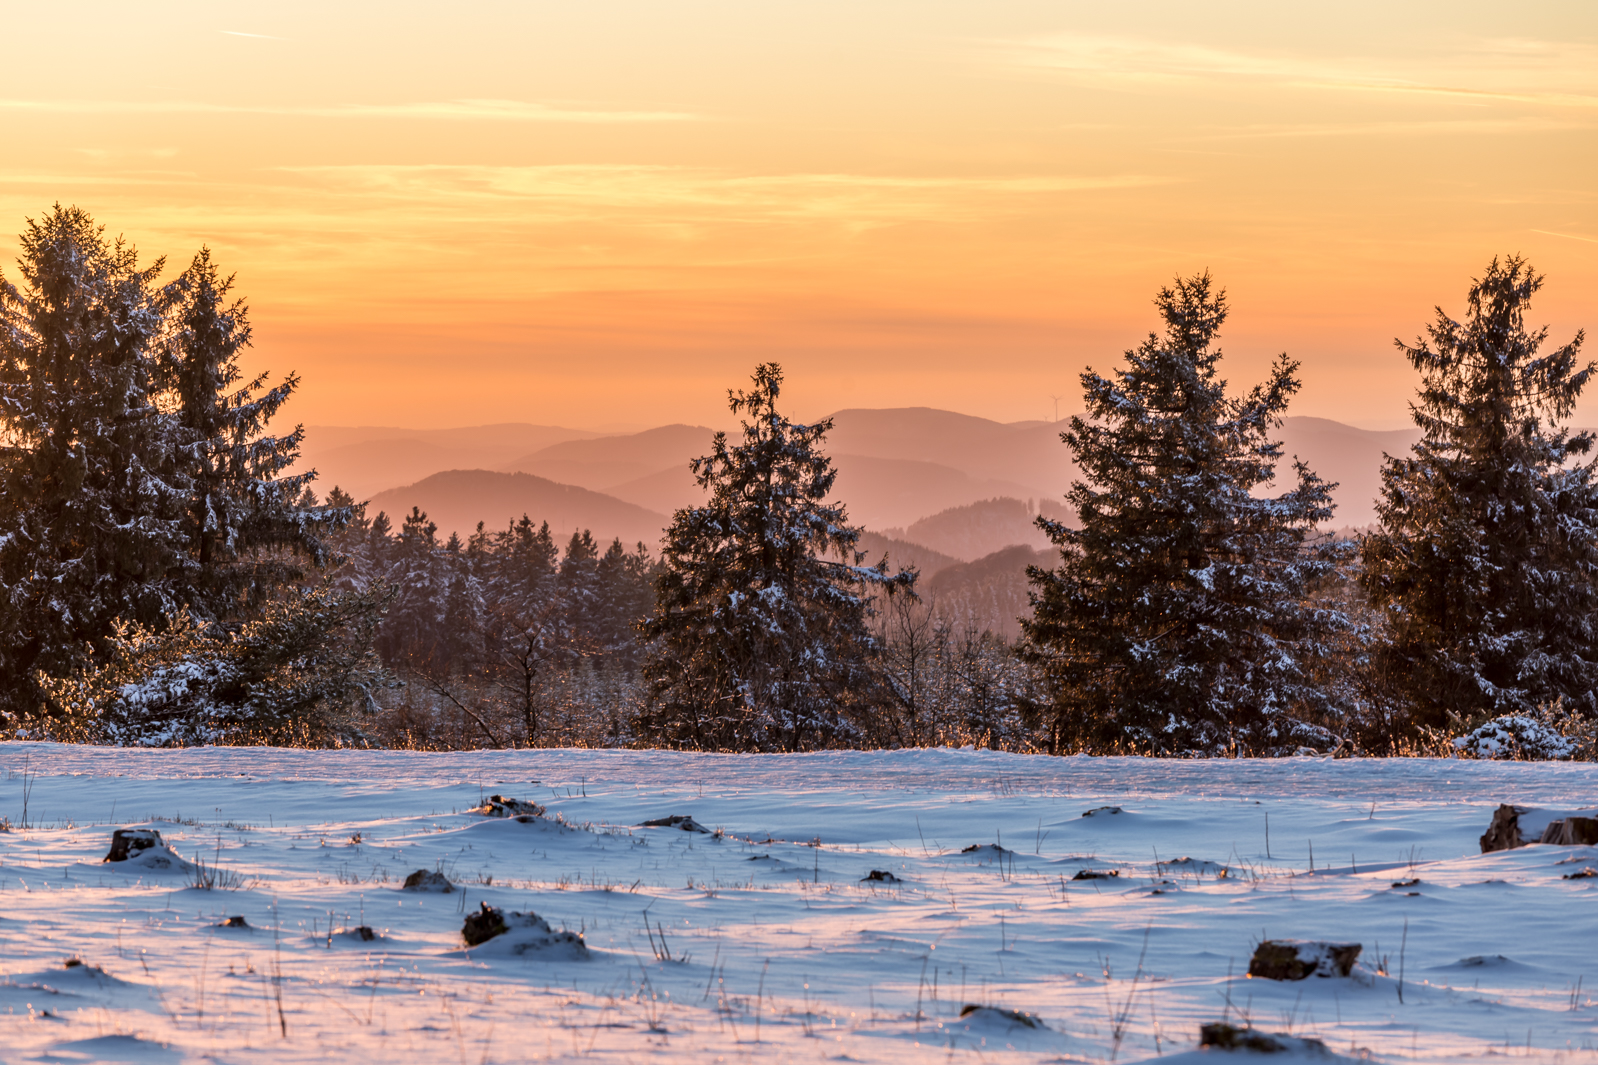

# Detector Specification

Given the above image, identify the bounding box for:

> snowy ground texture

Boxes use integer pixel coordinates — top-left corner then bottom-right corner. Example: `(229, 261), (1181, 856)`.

(2, 745), (1597, 1064)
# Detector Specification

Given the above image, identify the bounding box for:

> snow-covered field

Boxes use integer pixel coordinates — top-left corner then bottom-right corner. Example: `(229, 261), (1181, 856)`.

(2, 744), (1596, 1063)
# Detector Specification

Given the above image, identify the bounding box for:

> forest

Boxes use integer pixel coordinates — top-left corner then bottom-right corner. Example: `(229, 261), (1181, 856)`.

(1, 206), (1593, 759)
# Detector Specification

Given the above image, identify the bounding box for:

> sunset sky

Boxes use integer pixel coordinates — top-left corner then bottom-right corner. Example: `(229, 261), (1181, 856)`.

(1, 2), (1593, 430)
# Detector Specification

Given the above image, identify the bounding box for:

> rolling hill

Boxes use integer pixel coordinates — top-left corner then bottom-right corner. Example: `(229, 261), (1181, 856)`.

(296, 423), (600, 502)
(501, 424), (715, 491)
(366, 470), (670, 547)
(320, 409), (1431, 554)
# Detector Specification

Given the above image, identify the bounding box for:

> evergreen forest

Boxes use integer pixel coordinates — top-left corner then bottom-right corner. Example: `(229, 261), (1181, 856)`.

(3, 206), (1594, 760)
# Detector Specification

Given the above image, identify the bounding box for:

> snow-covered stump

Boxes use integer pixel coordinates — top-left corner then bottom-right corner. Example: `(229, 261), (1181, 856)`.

(103, 829), (161, 862)
(1247, 940), (1361, 980)
(101, 829), (191, 872)
(1479, 805), (1598, 852)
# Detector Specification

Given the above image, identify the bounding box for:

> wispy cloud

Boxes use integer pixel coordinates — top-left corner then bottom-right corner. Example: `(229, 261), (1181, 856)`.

(221, 30), (285, 40)
(0, 98), (700, 123)
(268, 164), (1176, 230)
(1002, 34), (1598, 110)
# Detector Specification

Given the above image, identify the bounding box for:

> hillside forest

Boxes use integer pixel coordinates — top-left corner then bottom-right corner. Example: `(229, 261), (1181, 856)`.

(2, 206), (1594, 759)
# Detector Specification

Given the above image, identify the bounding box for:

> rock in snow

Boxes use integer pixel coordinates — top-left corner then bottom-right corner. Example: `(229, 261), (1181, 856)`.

(1247, 939), (1361, 980)
(640, 814), (710, 833)
(402, 869), (454, 893)
(473, 794), (546, 819)
(957, 1004), (1042, 1029)
(1200, 1022), (1331, 1053)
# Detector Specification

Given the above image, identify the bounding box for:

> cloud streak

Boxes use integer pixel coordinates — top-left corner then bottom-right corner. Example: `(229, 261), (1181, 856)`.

(274, 164), (1175, 226)
(1002, 34), (1598, 110)
(0, 98), (700, 123)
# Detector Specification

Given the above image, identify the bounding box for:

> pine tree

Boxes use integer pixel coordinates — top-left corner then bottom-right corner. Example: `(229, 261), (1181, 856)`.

(641, 363), (912, 751)
(595, 539), (657, 664)
(1359, 257), (1598, 733)
(376, 507), (447, 668)
(480, 515), (561, 742)
(158, 247), (338, 618)
(1021, 273), (1342, 754)
(0, 206), (183, 710)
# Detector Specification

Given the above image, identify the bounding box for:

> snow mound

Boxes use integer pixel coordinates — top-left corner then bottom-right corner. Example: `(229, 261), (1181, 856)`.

(37, 1034), (182, 1063)
(0, 960), (160, 1013)
(1431, 954), (1535, 973)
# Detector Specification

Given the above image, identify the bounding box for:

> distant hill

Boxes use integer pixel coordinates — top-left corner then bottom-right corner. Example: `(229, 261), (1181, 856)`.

(824, 407), (1071, 494)
(502, 424), (714, 491)
(604, 463), (706, 515)
(366, 470), (669, 547)
(925, 545), (1055, 640)
(830, 455), (1040, 532)
(854, 531), (964, 580)
(884, 497), (1071, 562)
(296, 423), (599, 502)
(309, 408), (1431, 537)
(1273, 417), (1421, 527)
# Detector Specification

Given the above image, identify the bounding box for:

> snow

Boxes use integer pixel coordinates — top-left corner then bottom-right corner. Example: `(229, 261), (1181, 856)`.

(3, 743), (1598, 1063)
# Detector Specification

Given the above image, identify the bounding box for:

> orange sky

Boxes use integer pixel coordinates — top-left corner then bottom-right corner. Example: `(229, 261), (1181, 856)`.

(1, 2), (1594, 430)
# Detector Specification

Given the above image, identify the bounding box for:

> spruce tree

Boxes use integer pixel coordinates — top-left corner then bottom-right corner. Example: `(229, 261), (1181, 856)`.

(0, 206), (182, 708)
(1021, 273), (1341, 754)
(159, 247), (337, 618)
(1359, 257), (1598, 733)
(641, 363), (912, 751)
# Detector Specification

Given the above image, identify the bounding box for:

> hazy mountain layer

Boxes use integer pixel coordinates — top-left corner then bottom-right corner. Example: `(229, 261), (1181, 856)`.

(318, 409), (1429, 551)
(296, 423), (599, 502)
(366, 470), (669, 548)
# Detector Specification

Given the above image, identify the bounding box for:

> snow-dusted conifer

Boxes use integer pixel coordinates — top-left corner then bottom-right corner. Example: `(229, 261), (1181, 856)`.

(159, 248), (341, 617)
(1021, 274), (1342, 754)
(375, 507), (448, 668)
(641, 363), (913, 751)
(1359, 257), (1598, 730)
(0, 206), (183, 711)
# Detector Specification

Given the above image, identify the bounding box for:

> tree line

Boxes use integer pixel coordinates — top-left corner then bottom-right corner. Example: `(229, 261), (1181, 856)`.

(1, 205), (1592, 758)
